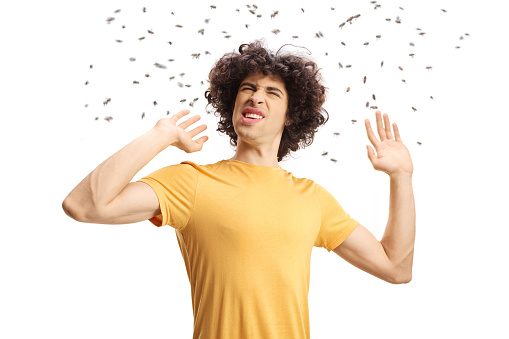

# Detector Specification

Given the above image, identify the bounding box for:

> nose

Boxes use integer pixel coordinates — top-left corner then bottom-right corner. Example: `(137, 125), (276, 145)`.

(249, 90), (264, 105)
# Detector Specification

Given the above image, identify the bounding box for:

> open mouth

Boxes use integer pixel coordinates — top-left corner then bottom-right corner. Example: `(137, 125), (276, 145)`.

(242, 112), (263, 120)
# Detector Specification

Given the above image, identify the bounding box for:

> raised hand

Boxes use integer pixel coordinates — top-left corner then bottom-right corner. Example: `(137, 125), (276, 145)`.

(365, 111), (413, 176)
(155, 109), (208, 153)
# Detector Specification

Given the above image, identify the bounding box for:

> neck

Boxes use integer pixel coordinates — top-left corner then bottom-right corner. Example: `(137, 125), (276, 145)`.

(230, 140), (279, 167)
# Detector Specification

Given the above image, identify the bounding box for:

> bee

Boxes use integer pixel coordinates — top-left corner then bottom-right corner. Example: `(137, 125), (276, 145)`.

(418, 32), (426, 36)
(85, 104), (88, 108)
(345, 64), (352, 68)
(385, 18), (391, 22)
(171, 12), (175, 15)
(256, 14), (262, 18)
(90, 65), (93, 69)
(210, 5), (216, 9)
(167, 111), (171, 115)
(339, 22), (346, 29)
(168, 41), (173, 45)
(409, 53), (415, 57)
(292, 35), (298, 39)
(338, 62), (343, 69)
(179, 73), (185, 78)
(139, 37), (145, 41)
(353, 14), (361, 19)
(363, 76), (366, 84)
(331, 7), (335, 11)
(142, 7), (146, 13)
(148, 29), (154, 34)
(372, 94), (376, 100)
(104, 116), (113, 122)
(465, 33), (470, 36)
(205, 18), (210, 23)
(129, 57), (136, 62)
(426, 66), (432, 70)
(106, 17), (115, 24)
(249, 9), (255, 15)
(114, 9), (121, 13)
(245, 24), (250, 28)
(366, 101), (369, 108)
(374, 4), (381, 9)
(301, 8), (305, 13)
(224, 35), (232, 39)
(205, 51), (211, 55)
(321, 151), (328, 156)
(410, 42), (415, 46)
(346, 16), (353, 23)
(198, 29), (204, 35)
(193, 98), (199, 102)
(351, 120), (357, 124)
(185, 84), (191, 88)
(401, 79), (406, 84)
(122, 25), (125, 29)
(346, 87), (350, 92)
(189, 102), (195, 107)
(330, 158), (338, 163)
(369, 106), (378, 110)
(381, 60), (384, 67)
(133, 80), (139, 84)
(253, 5), (257, 9)
(376, 35), (381, 39)
(85, 81), (89, 85)
(180, 99), (186, 103)
(341, 41), (346, 46)
(141, 112), (145, 119)
(169, 76), (175, 81)
(398, 66), (403, 71)
(430, 96), (434, 100)
(178, 82), (183, 87)
(153, 101), (157, 106)
(236, 9), (240, 13)
(103, 98), (111, 106)
(395, 19), (401, 24)
(363, 42), (369, 46)
(115, 39), (123, 43)
(399, 6), (404, 10)
(441, 9), (447, 12)
(272, 29), (280, 35)
(333, 132), (340, 137)
(191, 53), (201, 59)
(455, 46), (461, 49)
(417, 142), (422, 145)
(176, 24), (183, 28)
(412, 107), (417, 112)
(145, 73), (150, 77)
(154, 63), (167, 69)
(168, 59), (175, 62)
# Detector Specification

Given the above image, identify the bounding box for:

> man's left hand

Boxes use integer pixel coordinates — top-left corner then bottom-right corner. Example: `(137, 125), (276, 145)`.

(365, 111), (413, 176)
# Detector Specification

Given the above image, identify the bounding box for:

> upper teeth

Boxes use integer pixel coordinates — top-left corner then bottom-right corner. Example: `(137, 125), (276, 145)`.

(245, 113), (263, 119)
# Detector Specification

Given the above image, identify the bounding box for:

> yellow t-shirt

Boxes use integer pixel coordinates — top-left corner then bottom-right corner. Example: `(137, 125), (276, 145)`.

(139, 159), (359, 338)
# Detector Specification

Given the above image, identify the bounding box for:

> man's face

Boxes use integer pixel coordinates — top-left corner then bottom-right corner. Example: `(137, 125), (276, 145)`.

(232, 72), (289, 147)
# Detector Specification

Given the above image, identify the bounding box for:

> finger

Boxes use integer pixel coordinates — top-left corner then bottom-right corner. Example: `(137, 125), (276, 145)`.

(383, 113), (394, 140)
(393, 123), (402, 142)
(178, 115), (201, 130)
(375, 111), (386, 141)
(365, 118), (380, 148)
(187, 124), (208, 138)
(193, 135), (209, 145)
(170, 109), (190, 123)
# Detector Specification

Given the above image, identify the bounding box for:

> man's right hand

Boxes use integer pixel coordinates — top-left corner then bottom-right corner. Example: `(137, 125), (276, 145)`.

(154, 109), (208, 153)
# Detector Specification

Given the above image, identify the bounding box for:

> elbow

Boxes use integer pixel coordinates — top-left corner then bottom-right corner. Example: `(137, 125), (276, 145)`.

(62, 197), (93, 223)
(387, 269), (412, 284)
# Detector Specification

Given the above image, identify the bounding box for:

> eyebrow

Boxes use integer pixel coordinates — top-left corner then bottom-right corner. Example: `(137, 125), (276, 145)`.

(239, 82), (285, 97)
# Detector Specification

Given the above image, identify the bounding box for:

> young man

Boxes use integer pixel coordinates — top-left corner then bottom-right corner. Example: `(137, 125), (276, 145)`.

(63, 41), (415, 338)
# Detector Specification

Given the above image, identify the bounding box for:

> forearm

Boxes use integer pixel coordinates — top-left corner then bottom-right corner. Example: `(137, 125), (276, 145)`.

(63, 127), (174, 218)
(380, 172), (416, 280)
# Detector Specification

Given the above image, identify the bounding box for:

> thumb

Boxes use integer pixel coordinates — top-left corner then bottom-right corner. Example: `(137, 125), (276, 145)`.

(366, 145), (376, 164)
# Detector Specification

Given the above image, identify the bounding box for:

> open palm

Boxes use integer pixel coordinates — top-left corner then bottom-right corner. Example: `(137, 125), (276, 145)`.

(365, 111), (413, 176)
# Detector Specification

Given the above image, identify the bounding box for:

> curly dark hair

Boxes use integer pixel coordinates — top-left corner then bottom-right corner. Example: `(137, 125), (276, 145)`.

(205, 40), (328, 162)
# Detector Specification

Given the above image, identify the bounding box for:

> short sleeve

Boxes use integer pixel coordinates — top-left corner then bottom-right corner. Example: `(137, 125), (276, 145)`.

(137, 163), (197, 229)
(314, 183), (359, 252)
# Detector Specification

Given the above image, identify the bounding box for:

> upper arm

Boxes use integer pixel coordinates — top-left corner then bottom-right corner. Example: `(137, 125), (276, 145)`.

(332, 223), (398, 283)
(89, 181), (161, 225)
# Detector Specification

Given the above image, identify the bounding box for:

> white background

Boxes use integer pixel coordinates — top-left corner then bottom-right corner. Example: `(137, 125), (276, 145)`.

(1, 0), (508, 338)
